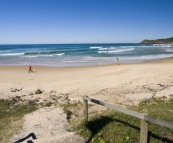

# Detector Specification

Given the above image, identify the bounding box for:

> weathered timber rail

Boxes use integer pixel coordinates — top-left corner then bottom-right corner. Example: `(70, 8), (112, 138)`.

(83, 96), (173, 143)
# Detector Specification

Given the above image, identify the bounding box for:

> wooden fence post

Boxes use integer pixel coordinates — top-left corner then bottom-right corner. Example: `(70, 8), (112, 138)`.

(140, 114), (148, 143)
(83, 96), (88, 122)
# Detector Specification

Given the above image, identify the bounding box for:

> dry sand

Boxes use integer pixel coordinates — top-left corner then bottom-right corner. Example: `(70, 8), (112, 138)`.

(12, 107), (85, 143)
(0, 58), (173, 142)
(1, 58), (173, 102)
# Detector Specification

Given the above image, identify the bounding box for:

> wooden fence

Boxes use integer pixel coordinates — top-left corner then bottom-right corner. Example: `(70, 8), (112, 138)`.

(83, 96), (173, 143)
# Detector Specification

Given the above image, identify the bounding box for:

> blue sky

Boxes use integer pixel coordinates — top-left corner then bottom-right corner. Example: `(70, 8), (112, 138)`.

(0, 0), (173, 44)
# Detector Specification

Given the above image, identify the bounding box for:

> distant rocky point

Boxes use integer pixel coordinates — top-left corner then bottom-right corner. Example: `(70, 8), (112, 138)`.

(141, 37), (173, 44)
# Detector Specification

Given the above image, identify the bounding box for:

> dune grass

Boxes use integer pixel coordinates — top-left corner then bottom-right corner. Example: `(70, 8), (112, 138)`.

(70, 99), (173, 143)
(0, 99), (36, 143)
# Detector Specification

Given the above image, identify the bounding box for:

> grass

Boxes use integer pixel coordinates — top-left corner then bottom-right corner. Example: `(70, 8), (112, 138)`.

(1, 96), (173, 143)
(69, 99), (173, 143)
(0, 99), (37, 143)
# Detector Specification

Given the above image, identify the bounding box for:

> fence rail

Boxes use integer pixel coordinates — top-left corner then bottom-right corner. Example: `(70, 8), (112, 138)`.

(83, 96), (173, 143)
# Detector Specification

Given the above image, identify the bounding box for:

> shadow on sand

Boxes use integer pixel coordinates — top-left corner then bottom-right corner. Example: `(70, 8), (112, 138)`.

(14, 133), (37, 143)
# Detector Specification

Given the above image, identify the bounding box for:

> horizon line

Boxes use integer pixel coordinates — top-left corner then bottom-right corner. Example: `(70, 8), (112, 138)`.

(0, 42), (141, 45)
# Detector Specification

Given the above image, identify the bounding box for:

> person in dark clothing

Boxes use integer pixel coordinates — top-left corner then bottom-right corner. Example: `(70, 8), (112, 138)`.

(28, 65), (34, 73)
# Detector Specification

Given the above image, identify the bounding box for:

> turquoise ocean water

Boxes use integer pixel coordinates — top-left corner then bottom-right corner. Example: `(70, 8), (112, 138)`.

(0, 43), (173, 67)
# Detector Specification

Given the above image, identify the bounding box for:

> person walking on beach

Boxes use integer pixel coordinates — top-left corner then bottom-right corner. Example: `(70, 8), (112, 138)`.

(28, 65), (34, 73)
(116, 58), (119, 65)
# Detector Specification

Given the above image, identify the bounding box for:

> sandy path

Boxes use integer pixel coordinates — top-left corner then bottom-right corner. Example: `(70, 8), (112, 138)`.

(12, 107), (85, 143)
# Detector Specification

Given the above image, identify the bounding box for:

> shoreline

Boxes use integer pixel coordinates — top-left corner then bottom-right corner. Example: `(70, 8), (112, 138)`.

(1, 57), (173, 68)
(0, 55), (173, 68)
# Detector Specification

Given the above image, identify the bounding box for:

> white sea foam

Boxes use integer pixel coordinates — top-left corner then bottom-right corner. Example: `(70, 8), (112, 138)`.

(142, 45), (154, 48)
(165, 49), (173, 52)
(121, 54), (173, 60)
(98, 48), (108, 50)
(153, 44), (172, 47)
(55, 53), (65, 56)
(30, 53), (65, 57)
(110, 47), (117, 49)
(109, 48), (134, 53)
(0, 53), (24, 56)
(98, 48), (134, 54)
(40, 55), (54, 57)
(89, 46), (102, 49)
(97, 51), (107, 53)
(21, 55), (38, 58)
(57, 54), (173, 65)
(120, 46), (135, 48)
(108, 50), (120, 53)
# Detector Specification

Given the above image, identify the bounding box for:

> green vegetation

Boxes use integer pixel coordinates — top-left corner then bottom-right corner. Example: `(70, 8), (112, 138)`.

(70, 99), (173, 143)
(1, 96), (173, 143)
(141, 37), (173, 44)
(0, 99), (37, 143)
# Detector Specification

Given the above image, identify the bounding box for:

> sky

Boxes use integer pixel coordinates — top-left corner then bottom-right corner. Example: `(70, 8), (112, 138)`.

(0, 0), (173, 44)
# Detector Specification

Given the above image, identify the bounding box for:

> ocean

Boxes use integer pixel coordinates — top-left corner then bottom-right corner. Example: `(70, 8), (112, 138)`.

(0, 43), (173, 67)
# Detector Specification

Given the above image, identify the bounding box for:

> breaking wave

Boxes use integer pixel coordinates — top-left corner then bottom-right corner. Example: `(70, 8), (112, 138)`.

(0, 53), (24, 56)
(98, 48), (134, 53)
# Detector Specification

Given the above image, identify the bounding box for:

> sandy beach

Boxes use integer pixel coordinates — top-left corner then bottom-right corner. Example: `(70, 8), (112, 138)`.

(1, 58), (173, 142)
(1, 58), (173, 102)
